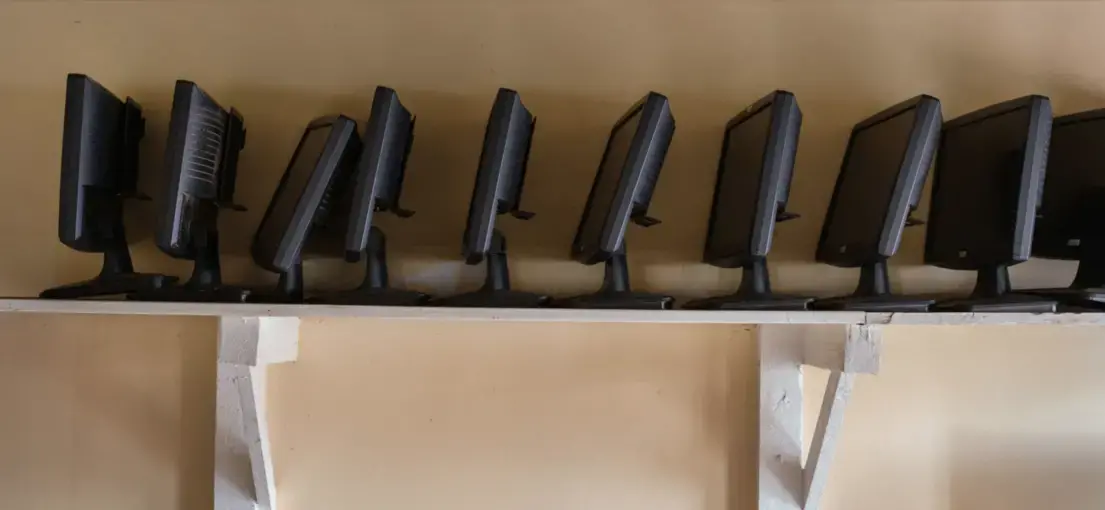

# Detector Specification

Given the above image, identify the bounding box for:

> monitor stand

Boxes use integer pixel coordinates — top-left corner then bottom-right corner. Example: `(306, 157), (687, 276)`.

(130, 219), (251, 303)
(1023, 228), (1105, 307)
(932, 264), (1056, 312)
(40, 215), (174, 299)
(683, 258), (810, 310)
(251, 262), (305, 304)
(435, 230), (548, 308)
(555, 247), (674, 310)
(812, 259), (933, 312)
(312, 227), (432, 306)
(41, 111), (176, 299)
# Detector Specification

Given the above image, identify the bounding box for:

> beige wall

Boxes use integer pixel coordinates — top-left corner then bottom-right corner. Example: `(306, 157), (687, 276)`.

(3, 2), (1105, 510)
(4, 316), (1105, 510)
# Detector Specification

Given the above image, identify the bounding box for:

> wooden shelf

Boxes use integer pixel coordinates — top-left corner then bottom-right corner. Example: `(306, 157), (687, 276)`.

(4, 298), (1105, 326)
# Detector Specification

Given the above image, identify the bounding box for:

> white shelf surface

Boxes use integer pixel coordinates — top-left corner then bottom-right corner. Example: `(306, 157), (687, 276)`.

(2, 298), (1104, 325)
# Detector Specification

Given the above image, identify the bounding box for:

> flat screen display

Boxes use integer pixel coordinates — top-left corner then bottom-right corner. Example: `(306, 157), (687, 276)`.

(253, 125), (331, 259)
(706, 104), (771, 262)
(819, 107), (917, 264)
(575, 108), (641, 258)
(1033, 116), (1105, 259)
(926, 107), (1033, 268)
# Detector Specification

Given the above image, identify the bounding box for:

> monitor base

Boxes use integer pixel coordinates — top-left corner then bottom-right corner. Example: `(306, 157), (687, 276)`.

(931, 294), (1056, 313)
(683, 293), (811, 311)
(435, 289), (549, 308)
(555, 291), (674, 310)
(311, 288), (431, 307)
(41, 273), (175, 300)
(130, 285), (251, 303)
(1021, 287), (1105, 307)
(812, 294), (933, 312)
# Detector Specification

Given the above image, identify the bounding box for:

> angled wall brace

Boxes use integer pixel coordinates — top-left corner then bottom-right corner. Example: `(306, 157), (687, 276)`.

(758, 324), (882, 510)
(214, 316), (301, 510)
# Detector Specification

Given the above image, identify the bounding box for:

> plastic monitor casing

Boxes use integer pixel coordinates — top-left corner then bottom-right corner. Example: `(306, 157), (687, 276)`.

(157, 81), (236, 259)
(461, 87), (536, 265)
(344, 86), (416, 260)
(572, 91), (675, 265)
(252, 115), (360, 273)
(925, 95), (1052, 269)
(703, 90), (801, 267)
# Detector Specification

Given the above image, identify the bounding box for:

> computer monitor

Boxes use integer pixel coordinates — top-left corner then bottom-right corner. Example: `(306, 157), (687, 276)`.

(434, 88), (549, 308)
(251, 115), (360, 303)
(1023, 109), (1105, 308)
(555, 91), (675, 310)
(41, 74), (176, 299)
(924, 95), (1056, 312)
(309, 86), (430, 306)
(811, 95), (941, 312)
(131, 81), (248, 302)
(683, 90), (811, 310)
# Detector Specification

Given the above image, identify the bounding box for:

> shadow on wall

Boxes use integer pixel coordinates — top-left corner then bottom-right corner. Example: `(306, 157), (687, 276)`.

(950, 432), (1105, 509)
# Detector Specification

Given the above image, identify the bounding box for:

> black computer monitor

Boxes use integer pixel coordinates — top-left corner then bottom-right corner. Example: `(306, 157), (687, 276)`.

(556, 92), (675, 310)
(251, 115), (360, 303)
(811, 95), (941, 312)
(683, 90), (810, 310)
(309, 86), (430, 306)
(41, 74), (175, 299)
(1023, 109), (1105, 308)
(435, 88), (548, 308)
(132, 81), (248, 302)
(925, 95), (1056, 312)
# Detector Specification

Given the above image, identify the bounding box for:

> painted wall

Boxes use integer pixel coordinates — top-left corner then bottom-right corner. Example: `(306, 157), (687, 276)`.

(3, 316), (1105, 510)
(2, 2), (1105, 509)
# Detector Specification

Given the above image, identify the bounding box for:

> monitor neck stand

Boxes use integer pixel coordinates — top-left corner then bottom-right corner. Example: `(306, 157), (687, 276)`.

(683, 257), (811, 310)
(273, 262), (304, 303)
(435, 229), (549, 308)
(132, 205), (251, 303)
(310, 226), (431, 306)
(931, 263), (1056, 312)
(812, 259), (932, 312)
(555, 245), (674, 310)
(40, 191), (176, 299)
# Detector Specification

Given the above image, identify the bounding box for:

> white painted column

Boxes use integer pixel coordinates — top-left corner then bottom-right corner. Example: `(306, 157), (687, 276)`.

(215, 316), (301, 510)
(757, 324), (883, 510)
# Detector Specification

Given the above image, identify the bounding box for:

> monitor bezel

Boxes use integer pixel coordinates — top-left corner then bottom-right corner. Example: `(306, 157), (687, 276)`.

(816, 94), (942, 267)
(703, 90), (802, 267)
(252, 115), (359, 273)
(571, 91), (673, 265)
(924, 95), (1051, 269)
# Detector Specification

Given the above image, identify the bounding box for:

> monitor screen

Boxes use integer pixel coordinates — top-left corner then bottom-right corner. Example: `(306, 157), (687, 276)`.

(705, 103), (774, 264)
(1033, 113), (1105, 260)
(574, 107), (641, 259)
(818, 109), (916, 264)
(252, 124), (333, 267)
(926, 98), (1049, 269)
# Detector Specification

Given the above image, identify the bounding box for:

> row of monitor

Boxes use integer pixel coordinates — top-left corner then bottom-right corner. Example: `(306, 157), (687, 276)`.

(40, 74), (1105, 312)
